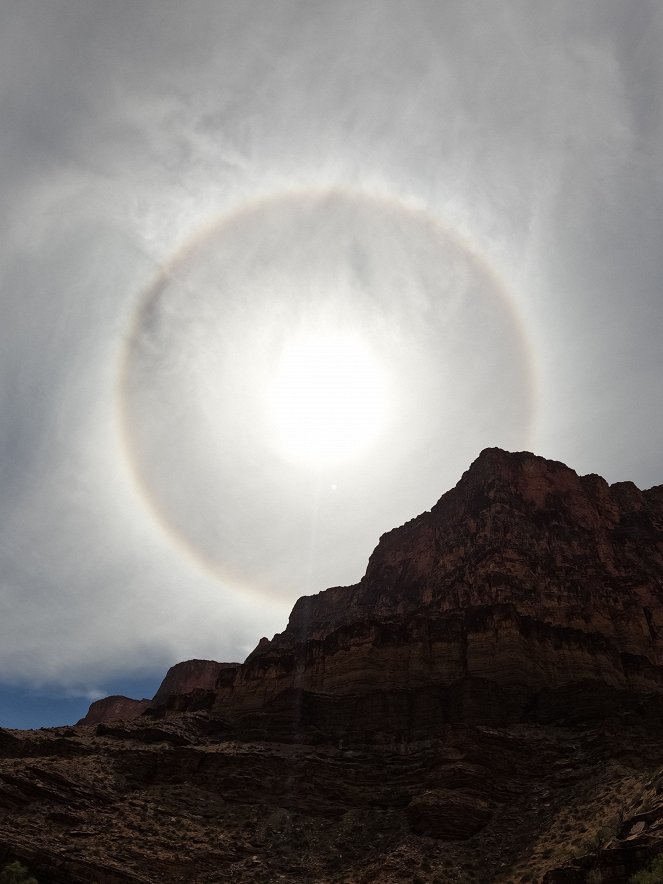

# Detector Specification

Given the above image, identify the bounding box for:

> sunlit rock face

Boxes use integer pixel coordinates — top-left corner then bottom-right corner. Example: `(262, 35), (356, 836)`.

(212, 448), (663, 724)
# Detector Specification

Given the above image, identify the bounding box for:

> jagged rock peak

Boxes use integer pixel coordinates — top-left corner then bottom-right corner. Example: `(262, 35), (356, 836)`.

(456, 446), (660, 505)
(464, 446), (571, 477)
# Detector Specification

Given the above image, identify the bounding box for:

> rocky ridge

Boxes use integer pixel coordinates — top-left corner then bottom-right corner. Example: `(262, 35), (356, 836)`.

(2, 448), (663, 883)
(211, 448), (663, 732)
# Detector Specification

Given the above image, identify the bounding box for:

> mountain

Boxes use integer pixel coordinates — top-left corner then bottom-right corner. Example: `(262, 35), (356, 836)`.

(211, 447), (663, 734)
(2, 449), (663, 883)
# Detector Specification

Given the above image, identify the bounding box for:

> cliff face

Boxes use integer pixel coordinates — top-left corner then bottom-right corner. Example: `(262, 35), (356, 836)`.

(212, 449), (663, 723)
(150, 660), (237, 712)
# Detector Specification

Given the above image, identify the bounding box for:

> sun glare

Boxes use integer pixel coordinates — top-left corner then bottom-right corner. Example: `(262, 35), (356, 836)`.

(267, 332), (389, 468)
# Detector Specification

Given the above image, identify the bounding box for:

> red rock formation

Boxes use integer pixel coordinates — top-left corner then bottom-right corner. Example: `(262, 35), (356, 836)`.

(212, 449), (663, 727)
(76, 695), (150, 726)
(151, 659), (235, 705)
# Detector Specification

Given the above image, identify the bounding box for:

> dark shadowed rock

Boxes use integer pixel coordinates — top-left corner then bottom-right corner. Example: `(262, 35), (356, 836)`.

(151, 659), (236, 705)
(76, 695), (150, 726)
(406, 788), (492, 839)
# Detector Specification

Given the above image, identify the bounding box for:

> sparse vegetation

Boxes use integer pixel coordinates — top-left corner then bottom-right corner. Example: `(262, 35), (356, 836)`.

(629, 853), (663, 884)
(0, 862), (38, 884)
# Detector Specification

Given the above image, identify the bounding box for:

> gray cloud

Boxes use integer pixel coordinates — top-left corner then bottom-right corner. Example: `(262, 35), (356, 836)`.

(1, 1), (662, 701)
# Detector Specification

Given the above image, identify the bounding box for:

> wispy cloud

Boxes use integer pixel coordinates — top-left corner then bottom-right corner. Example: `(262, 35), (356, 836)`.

(1, 0), (662, 700)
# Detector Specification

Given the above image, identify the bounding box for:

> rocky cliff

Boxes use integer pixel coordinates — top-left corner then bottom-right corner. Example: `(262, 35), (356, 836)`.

(152, 659), (234, 705)
(4, 449), (663, 884)
(211, 448), (663, 733)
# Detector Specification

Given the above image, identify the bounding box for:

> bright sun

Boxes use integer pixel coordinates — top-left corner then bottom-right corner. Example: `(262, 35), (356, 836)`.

(267, 332), (389, 468)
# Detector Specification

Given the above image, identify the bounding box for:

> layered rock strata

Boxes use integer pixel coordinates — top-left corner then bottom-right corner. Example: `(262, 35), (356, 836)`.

(3, 710), (663, 883)
(210, 449), (663, 733)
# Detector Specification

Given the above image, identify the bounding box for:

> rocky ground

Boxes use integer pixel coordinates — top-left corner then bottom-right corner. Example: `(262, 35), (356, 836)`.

(2, 711), (663, 883)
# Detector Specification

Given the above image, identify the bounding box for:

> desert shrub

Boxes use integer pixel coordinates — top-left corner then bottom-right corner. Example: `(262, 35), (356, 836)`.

(630, 853), (663, 884)
(0, 861), (38, 884)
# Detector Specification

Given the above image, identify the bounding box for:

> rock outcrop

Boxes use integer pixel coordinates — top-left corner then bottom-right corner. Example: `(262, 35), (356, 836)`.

(3, 448), (663, 883)
(210, 448), (663, 736)
(151, 660), (234, 705)
(76, 695), (150, 726)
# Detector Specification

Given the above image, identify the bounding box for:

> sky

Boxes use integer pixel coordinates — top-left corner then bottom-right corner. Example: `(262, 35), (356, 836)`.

(1, 1), (662, 729)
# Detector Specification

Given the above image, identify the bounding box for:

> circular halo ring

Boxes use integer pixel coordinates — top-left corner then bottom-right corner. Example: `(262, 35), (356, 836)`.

(116, 186), (537, 597)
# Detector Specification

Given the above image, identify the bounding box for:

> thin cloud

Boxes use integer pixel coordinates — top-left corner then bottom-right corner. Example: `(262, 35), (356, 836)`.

(0, 1), (662, 707)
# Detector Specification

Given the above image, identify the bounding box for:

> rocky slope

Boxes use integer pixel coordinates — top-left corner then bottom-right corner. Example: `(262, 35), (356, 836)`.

(3, 448), (663, 884)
